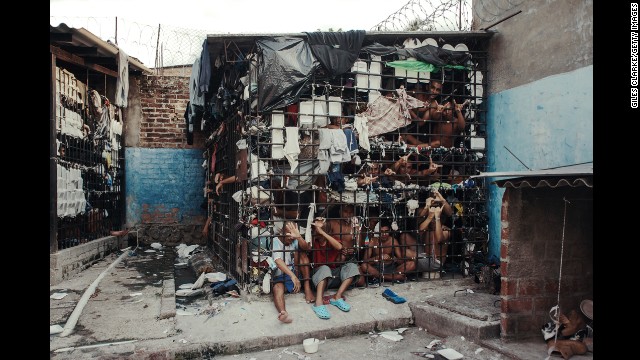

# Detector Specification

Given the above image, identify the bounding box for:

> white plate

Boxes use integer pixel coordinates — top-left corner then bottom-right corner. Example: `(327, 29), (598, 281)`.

(454, 43), (469, 52)
(437, 348), (464, 360)
(50, 292), (68, 300)
(205, 272), (227, 282)
(442, 44), (455, 51)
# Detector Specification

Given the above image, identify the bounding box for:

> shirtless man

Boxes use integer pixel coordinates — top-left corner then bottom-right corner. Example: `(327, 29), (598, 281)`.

(402, 80), (467, 149)
(400, 189), (453, 272)
(390, 153), (440, 185)
(417, 198), (450, 270)
(360, 221), (415, 283)
(325, 204), (366, 286)
(400, 83), (431, 145)
(402, 80), (443, 146)
(431, 98), (467, 148)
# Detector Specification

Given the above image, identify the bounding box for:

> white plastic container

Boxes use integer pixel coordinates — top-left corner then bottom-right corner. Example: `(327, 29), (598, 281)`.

(303, 338), (319, 353)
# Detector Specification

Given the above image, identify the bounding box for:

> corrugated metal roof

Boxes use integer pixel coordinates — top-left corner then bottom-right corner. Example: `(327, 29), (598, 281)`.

(471, 162), (593, 189)
(493, 176), (593, 189)
(50, 23), (151, 74)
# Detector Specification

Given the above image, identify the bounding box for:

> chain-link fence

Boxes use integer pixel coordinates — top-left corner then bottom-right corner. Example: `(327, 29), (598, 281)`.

(52, 1), (494, 71)
(50, 16), (209, 70)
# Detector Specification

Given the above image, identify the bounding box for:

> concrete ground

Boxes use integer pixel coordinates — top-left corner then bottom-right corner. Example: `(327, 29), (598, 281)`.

(49, 245), (593, 360)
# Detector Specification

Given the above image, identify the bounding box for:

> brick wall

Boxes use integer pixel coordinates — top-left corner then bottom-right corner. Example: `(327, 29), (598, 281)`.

(138, 75), (205, 149)
(499, 186), (593, 340)
(125, 74), (207, 246)
(50, 236), (123, 285)
(125, 147), (207, 244)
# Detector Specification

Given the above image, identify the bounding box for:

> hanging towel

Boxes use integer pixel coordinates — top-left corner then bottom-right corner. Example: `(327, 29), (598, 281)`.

(305, 202), (316, 245)
(343, 128), (359, 154)
(329, 129), (351, 163)
(198, 39), (211, 95)
(361, 88), (423, 136)
(189, 57), (205, 107)
(283, 127), (301, 172)
(115, 50), (129, 108)
(353, 114), (370, 151)
(317, 128), (332, 173)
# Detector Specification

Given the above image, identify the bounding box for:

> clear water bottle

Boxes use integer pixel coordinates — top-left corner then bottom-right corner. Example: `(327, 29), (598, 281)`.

(266, 257), (277, 270)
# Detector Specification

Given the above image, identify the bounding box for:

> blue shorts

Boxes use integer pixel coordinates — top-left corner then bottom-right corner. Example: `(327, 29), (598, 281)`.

(273, 273), (297, 293)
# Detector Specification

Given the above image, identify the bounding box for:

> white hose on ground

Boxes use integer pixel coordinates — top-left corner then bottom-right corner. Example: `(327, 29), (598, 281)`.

(54, 339), (138, 353)
(59, 247), (132, 337)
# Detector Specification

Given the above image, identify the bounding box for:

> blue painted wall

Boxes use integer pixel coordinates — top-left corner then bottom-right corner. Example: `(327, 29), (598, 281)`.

(485, 65), (593, 259)
(125, 148), (206, 226)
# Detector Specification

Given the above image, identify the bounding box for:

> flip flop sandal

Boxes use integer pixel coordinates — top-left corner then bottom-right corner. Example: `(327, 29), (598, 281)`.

(329, 298), (351, 312)
(322, 294), (346, 305)
(382, 288), (407, 304)
(312, 305), (331, 319)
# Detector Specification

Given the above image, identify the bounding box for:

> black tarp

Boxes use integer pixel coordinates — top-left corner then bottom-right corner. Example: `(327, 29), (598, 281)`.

(304, 30), (366, 78)
(257, 37), (319, 112)
(362, 43), (471, 67)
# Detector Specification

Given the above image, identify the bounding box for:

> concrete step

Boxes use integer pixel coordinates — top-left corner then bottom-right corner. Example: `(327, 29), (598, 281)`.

(409, 291), (501, 341)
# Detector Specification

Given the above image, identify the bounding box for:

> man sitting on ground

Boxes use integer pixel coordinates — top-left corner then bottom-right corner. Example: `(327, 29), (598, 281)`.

(360, 220), (415, 283)
(270, 221), (313, 323)
(295, 215), (361, 320)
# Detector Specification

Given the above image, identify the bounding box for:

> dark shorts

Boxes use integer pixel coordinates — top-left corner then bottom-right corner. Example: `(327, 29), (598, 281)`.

(273, 273), (297, 293)
(372, 262), (398, 274)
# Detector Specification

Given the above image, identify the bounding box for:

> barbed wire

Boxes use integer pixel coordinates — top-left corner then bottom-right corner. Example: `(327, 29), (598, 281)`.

(52, 1), (514, 71)
(371, 0), (473, 31)
(51, 16), (209, 70)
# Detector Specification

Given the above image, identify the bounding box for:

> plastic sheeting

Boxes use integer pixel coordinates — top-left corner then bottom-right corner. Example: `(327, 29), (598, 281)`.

(257, 37), (319, 112)
(386, 60), (437, 72)
(386, 59), (468, 71)
(305, 30), (366, 77)
(362, 43), (471, 67)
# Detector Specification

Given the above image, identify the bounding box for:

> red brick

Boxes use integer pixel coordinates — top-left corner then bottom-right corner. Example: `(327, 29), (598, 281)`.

(534, 297), (555, 312)
(500, 317), (508, 334)
(502, 279), (517, 296)
(501, 227), (509, 240)
(517, 279), (543, 296)
(543, 278), (559, 293)
(505, 298), (533, 313)
(502, 316), (518, 337)
(516, 317), (536, 334)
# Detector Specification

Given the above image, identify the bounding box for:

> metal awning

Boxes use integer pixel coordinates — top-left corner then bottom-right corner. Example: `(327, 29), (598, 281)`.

(51, 23), (152, 76)
(471, 162), (593, 189)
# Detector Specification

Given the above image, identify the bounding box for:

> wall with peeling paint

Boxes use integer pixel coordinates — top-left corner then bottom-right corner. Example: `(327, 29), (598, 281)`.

(474, 0), (593, 259)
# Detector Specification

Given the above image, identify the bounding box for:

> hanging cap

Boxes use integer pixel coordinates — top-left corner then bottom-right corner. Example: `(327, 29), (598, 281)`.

(580, 300), (593, 320)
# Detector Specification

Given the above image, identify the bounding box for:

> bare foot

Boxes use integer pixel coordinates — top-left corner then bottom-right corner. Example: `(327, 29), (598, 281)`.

(305, 291), (316, 304)
(278, 310), (293, 323)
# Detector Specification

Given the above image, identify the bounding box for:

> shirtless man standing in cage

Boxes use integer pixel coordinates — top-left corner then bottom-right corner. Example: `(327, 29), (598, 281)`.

(402, 79), (467, 149)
